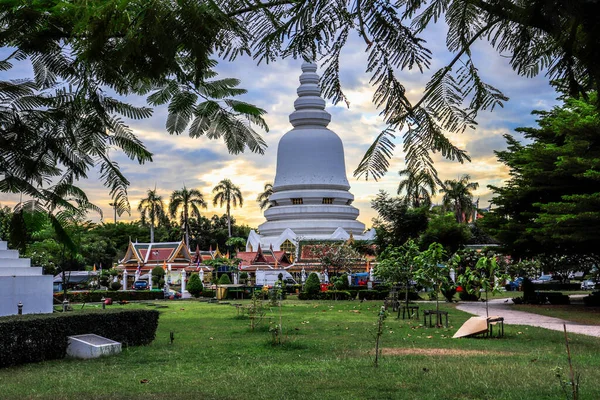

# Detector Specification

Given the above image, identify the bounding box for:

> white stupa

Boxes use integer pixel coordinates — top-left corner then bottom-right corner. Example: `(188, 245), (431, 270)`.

(0, 238), (53, 316)
(246, 63), (375, 254)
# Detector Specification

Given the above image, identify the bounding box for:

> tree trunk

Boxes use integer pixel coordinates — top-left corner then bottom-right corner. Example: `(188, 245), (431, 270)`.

(227, 203), (232, 237)
(150, 224), (155, 243)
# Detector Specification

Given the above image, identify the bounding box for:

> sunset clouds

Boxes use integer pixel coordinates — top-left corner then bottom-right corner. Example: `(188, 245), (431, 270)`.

(0, 28), (560, 231)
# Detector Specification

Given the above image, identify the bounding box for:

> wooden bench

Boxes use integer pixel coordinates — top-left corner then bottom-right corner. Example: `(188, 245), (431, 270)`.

(486, 317), (504, 338)
(423, 310), (448, 328)
(398, 304), (420, 320)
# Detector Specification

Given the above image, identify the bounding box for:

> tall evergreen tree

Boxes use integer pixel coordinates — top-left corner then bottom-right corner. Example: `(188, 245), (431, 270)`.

(483, 93), (600, 264)
(212, 179), (244, 238)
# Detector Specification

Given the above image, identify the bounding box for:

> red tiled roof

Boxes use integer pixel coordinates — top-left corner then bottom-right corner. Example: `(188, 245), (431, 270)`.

(143, 248), (174, 262)
(236, 252), (257, 266)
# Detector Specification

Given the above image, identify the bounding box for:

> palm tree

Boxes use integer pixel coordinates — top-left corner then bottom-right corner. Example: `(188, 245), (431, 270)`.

(138, 189), (166, 242)
(212, 179), (243, 237)
(169, 186), (207, 249)
(397, 168), (437, 208)
(439, 175), (479, 223)
(256, 182), (274, 210)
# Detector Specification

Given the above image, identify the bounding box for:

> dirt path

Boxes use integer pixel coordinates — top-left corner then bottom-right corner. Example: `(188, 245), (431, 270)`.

(456, 298), (600, 338)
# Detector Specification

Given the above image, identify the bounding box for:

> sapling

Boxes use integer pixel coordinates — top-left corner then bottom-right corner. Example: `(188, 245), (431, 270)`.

(374, 306), (387, 368)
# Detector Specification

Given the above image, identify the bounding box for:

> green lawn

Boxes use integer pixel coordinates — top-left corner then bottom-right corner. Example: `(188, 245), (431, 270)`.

(1, 299), (599, 400)
(512, 304), (600, 325)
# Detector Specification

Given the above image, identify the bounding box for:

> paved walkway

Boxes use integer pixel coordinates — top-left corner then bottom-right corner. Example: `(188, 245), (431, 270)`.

(456, 298), (600, 338)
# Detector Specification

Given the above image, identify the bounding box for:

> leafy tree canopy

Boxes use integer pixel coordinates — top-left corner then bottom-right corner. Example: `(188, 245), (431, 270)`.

(482, 92), (600, 265)
(371, 190), (429, 249)
(0, 0), (267, 217)
(419, 212), (472, 254)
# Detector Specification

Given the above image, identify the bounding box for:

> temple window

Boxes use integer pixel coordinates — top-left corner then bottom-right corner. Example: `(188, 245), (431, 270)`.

(281, 240), (296, 262)
(322, 198), (334, 204)
(291, 198), (303, 205)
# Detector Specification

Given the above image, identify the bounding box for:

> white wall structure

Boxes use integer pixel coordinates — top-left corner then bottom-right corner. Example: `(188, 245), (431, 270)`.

(0, 239), (53, 317)
(247, 63), (375, 253)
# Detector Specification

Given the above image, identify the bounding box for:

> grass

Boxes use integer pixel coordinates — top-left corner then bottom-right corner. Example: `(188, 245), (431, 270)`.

(1, 299), (600, 400)
(512, 304), (600, 325)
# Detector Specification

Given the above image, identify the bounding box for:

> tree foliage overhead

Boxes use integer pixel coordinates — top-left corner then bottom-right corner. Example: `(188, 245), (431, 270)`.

(3, 0), (597, 208)
(482, 92), (600, 263)
(221, 0), (600, 181)
(0, 0), (267, 216)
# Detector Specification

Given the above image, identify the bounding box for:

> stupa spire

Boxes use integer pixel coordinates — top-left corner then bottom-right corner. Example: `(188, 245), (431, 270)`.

(289, 62), (331, 128)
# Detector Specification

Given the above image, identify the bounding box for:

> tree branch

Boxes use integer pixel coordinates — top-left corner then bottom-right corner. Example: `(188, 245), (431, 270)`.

(226, 0), (298, 17)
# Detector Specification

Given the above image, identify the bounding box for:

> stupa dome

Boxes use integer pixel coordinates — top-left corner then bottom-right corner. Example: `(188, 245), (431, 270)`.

(273, 63), (350, 191)
(246, 62), (375, 253)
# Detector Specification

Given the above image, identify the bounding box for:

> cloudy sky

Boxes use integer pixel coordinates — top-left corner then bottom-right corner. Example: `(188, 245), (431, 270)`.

(0, 23), (560, 230)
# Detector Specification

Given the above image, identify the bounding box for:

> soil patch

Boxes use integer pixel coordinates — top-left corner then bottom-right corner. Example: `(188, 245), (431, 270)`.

(381, 348), (514, 356)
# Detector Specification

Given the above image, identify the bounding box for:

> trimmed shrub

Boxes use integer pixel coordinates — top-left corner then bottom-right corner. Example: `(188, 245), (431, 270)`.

(532, 283), (580, 291)
(298, 292), (311, 300)
(583, 291), (600, 306)
(218, 274), (231, 284)
(459, 291), (479, 301)
(441, 285), (457, 302)
(304, 273), (321, 296)
(109, 281), (122, 291)
(152, 266), (165, 286)
(0, 309), (159, 368)
(201, 289), (215, 298)
(319, 290), (352, 300)
(397, 291), (421, 301)
(187, 273), (203, 298)
(53, 290), (163, 303)
(333, 274), (350, 291)
(547, 294), (570, 305)
(357, 290), (389, 300)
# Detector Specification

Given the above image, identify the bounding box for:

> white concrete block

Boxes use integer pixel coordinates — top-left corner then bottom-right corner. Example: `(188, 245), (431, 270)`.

(67, 334), (122, 359)
(0, 258), (31, 268)
(0, 241), (7, 251)
(0, 275), (54, 316)
(0, 249), (19, 258)
(0, 267), (43, 276)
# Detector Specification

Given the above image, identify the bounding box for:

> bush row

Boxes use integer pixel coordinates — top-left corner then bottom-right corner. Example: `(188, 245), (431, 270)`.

(53, 290), (164, 303)
(298, 289), (391, 301)
(532, 283), (580, 291)
(0, 309), (159, 368)
(583, 291), (600, 306)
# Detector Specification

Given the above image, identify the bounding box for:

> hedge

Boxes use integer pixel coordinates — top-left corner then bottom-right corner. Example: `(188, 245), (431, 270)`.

(200, 290), (215, 298)
(583, 291), (600, 306)
(357, 290), (390, 300)
(53, 290), (164, 303)
(318, 290), (353, 300)
(532, 283), (580, 291)
(0, 309), (159, 368)
(298, 289), (389, 301)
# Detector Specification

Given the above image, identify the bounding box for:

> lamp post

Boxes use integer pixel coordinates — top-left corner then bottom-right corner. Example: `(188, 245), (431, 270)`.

(109, 202), (117, 223)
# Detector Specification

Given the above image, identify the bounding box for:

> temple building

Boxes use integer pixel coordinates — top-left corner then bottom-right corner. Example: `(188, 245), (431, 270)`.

(246, 62), (375, 258)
